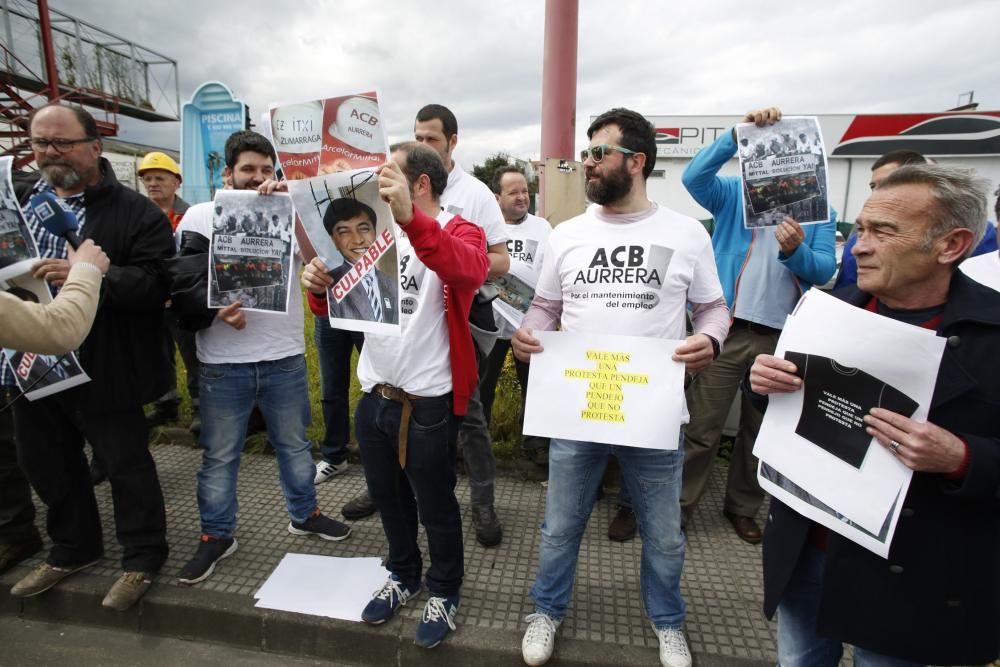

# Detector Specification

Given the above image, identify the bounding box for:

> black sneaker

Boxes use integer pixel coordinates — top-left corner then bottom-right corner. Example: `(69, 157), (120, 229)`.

(608, 505), (637, 542)
(177, 535), (238, 585)
(472, 504), (502, 547)
(288, 509), (352, 541)
(342, 491), (378, 520)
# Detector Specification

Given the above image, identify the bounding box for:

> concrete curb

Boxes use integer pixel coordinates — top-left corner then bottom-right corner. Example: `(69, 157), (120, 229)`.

(1, 566), (770, 666)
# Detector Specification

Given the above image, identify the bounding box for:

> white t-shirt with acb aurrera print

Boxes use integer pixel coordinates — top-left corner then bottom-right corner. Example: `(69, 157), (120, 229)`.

(534, 202), (724, 342)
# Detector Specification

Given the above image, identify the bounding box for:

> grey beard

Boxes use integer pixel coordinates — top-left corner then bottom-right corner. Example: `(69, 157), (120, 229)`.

(41, 164), (83, 190)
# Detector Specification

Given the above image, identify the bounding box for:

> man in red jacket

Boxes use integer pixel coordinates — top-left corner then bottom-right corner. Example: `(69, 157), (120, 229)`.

(302, 142), (488, 649)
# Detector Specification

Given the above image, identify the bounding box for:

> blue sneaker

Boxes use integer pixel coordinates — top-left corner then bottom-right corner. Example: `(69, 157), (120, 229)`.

(361, 574), (420, 624)
(414, 594), (459, 648)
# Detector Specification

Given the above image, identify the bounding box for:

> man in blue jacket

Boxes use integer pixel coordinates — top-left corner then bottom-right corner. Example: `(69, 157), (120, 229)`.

(679, 106), (836, 543)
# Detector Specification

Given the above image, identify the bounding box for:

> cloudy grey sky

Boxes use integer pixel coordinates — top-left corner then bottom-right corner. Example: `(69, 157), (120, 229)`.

(53, 0), (1000, 169)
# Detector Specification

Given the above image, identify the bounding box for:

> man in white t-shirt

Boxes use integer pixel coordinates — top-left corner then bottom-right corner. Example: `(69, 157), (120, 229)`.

(340, 104), (510, 548)
(173, 131), (351, 587)
(302, 142), (489, 648)
(478, 165), (552, 476)
(512, 109), (731, 667)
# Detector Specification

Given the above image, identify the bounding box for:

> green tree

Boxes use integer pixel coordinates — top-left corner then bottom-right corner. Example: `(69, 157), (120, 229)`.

(472, 151), (514, 192)
(472, 151), (539, 201)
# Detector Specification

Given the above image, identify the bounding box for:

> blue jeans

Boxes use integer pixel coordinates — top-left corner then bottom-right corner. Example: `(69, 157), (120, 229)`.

(314, 316), (364, 465)
(777, 543), (923, 667)
(197, 354), (316, 538)
(355, 391), (463, 596)
(530, 437), (686, 629)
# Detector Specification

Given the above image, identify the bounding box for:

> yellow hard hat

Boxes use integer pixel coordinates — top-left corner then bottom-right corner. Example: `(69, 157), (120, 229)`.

(138, 151), (181, 180)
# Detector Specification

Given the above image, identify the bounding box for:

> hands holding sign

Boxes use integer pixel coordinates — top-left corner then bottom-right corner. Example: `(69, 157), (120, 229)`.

(376, 161), (412, 225)
(750, 353), (965, 475)
(516, 327), (716, 374)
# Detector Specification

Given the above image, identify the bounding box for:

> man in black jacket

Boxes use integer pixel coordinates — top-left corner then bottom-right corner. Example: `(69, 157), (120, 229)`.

(7, 104), (173, 611)
(748, 164), (1000, 665)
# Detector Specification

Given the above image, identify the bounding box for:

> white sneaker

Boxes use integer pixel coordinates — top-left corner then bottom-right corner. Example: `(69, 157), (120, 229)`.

(313, 460), (348, 484)
(652, 624), (691, 667)
(522, 612), (561, 665)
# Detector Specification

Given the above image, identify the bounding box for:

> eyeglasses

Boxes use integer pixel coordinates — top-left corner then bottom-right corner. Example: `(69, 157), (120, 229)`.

(580, 144), (637, 163)
(29, 137), (96, 153)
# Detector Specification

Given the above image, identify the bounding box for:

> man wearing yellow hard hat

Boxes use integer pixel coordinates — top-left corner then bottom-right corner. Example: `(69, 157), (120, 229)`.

(136, 151), (198, 438)
(138, 151), (188, 232)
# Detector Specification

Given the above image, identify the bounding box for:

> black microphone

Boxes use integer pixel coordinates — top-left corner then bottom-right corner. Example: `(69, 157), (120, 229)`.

(28, 191), (82, 249)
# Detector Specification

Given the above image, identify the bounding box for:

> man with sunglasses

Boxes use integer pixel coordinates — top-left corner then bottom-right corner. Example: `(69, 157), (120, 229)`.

(678, 106), (837, 544)
(5, 104), (174, 611)
(513, 108), (730, 667)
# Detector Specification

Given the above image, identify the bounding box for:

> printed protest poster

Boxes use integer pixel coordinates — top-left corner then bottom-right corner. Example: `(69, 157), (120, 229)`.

(753, 289), (944, 554)
(493, 272), (537, 329)
(1, 272), (90, 400)
(286, 170), (400, 336)
(735, 116), (830, 228)
(493, 220), (550, 331)
(269, 90), (388, 180)
(0, 156), (40, 282)
(208, 191), (294, 313)
(759, 461), (902, 558)
(522, 331), (686, 449)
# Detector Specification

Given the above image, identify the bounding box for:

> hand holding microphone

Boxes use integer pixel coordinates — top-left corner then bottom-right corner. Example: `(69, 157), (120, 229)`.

(68, 240), (110, 275)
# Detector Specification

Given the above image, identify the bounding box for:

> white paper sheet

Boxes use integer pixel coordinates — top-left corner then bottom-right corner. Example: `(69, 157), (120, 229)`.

(254, 554), (389, 622)
(522, 330), (686, 449)
(754, 289), (944, 536)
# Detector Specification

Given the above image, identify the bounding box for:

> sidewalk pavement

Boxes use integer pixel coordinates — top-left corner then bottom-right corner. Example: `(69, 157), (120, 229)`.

(1, 437), (777, 666)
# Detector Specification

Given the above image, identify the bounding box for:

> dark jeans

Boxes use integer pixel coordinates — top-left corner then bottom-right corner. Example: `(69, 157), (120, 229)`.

(356, 391), (463, 596)
(0, 387), (38, 544)
(479, 338), (549, 455)
(12, 387), (169, 571)
(315, 316), (364, 465)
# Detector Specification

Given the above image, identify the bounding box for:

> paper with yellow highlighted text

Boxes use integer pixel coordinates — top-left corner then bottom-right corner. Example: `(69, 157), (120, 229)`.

(522, 331), (687, 449)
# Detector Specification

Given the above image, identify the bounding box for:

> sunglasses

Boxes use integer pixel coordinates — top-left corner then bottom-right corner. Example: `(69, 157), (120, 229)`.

(580, 144), (637, 163)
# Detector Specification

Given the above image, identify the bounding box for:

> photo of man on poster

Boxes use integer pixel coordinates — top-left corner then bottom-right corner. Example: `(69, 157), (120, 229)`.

(322, 197), (398, 324)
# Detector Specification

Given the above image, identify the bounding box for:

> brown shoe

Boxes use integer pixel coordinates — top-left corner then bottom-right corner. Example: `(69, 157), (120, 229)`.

(102, 571), (153, 611)
(0, 535), (43, 575)
(10, 559), (99, 597)
(608, 505), (637, 542)
(723, 510), (762, 544)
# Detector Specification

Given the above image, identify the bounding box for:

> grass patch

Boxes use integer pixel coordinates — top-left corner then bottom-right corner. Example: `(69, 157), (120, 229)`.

(172, 285), (525, 460)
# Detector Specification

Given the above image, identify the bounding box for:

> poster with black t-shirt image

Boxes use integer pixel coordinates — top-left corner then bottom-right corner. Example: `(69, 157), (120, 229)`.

(784, 351), (919, 469)
(753, 289), (944, 540)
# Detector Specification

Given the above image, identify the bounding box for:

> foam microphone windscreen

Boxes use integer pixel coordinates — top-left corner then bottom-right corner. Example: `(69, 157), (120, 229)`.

(28, 191), (82, 249)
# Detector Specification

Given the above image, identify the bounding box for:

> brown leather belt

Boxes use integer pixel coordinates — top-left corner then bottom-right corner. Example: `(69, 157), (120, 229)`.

(732, 318), (781, 336)
(372, 383), (426, 469)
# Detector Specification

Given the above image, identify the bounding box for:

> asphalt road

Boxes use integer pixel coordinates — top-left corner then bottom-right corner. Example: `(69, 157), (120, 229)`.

(0, 617), (352, 667)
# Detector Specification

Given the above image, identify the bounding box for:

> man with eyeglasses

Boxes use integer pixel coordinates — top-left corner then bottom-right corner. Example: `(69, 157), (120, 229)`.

(513, 108), (730, 667)
(678, 106), (837, 545)
(5, 104), (174, 611)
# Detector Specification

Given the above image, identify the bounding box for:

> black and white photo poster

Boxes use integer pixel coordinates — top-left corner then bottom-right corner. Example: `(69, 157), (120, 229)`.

(1, 272), (90, 400)
(0, 156), (40, 282)
(735, 116), (830, 228)
(208, 190), (294, 313)
(286, 170), (400, 336)
(753, 290), (943, 555)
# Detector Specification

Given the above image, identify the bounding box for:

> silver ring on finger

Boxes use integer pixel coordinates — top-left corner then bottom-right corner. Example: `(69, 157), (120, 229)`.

(889, 440), (900, 454)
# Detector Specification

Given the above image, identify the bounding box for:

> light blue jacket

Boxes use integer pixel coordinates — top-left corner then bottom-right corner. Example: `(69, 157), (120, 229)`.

(681, 132), (837, 309)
